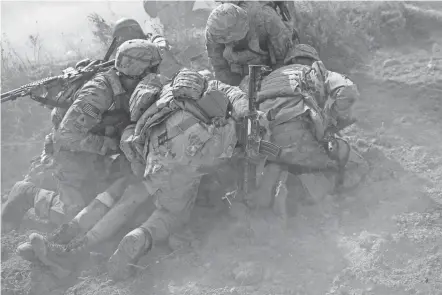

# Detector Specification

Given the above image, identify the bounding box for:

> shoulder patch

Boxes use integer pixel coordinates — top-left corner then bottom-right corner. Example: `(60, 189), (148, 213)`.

(81, 103), (101, 120)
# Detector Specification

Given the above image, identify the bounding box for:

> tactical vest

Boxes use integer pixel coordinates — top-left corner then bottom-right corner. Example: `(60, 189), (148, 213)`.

(129, 69), (232, 161)
(257, 62), (328, 141)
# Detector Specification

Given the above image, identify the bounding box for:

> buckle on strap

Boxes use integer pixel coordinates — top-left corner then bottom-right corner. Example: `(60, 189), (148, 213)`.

(157, 117), (199, 147)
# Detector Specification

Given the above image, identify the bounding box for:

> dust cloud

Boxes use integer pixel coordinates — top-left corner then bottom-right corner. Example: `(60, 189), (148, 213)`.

(1, 1), (161, 59)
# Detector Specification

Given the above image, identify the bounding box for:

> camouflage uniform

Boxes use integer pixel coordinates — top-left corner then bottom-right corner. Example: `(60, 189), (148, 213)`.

(112, 18), (181, 78)
(14, 39), (165, 271)
(205, 2), (293, 86)
(245, 44), (365, 211)
(37, 67), (132, 224)
(106, 71), (247, 281)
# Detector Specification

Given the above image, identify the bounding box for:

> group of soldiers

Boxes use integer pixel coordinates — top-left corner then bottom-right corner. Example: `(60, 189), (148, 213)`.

(1, 1), (366, 282)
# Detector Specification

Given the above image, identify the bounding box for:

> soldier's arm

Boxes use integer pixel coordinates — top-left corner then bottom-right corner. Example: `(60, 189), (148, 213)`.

(55, 74), (118, 155)
(205, 29), (242, 86)
(207, 80), (249, 119)
(261, 6), (293, 69)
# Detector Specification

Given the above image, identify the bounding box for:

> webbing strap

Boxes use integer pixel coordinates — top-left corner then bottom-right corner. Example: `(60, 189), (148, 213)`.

(157, 116), (199, 146)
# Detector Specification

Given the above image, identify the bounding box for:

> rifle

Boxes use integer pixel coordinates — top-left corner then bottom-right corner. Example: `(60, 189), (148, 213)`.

(1, 37), (118, 106)
(222, 65), (281, 207)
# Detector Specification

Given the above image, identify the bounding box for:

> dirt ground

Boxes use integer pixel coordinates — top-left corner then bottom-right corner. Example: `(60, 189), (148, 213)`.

(3, 10), (442, 295)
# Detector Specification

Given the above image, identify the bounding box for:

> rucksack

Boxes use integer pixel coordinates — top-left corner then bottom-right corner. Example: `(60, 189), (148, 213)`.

(129, 69), (234, 160)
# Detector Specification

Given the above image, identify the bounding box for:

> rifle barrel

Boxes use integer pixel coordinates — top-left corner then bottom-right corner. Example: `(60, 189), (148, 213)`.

(1, 60), (115, 104)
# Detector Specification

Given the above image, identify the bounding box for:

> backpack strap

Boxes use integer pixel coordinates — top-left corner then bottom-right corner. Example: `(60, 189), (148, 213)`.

(156, 116), (200, 147)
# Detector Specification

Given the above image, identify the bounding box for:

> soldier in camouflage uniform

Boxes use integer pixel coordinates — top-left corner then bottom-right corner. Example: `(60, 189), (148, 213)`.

(205, 2), (294, 86)
(112, 18), (181, 78)
(107, 70), (249, 281)
(244, 44), (366, 213)
(1, 19), (176, 234)
(12, 69), (248, 279)
(2, 40), (164, 235)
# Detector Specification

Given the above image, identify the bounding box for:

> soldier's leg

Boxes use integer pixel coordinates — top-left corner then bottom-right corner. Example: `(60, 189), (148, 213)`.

(1, 181), (61, 234)
(242, 119), (334, 218)
(24, 154), (58, 192)
(1, 153), (59, 234)
(16, 176), (139, 269)
(49, 154), (136, 245)
(107, 176), (201, 281)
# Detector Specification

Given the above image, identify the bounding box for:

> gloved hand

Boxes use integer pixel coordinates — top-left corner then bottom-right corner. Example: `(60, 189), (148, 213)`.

(29, 84), (49, 101)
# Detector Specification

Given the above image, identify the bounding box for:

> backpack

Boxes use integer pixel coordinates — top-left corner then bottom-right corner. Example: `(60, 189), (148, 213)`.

(130, 69), (233, 160)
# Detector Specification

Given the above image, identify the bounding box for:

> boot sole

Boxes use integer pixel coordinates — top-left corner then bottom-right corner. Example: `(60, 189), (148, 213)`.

(29, 233), (72, 278)
(107, 232), (145, 281)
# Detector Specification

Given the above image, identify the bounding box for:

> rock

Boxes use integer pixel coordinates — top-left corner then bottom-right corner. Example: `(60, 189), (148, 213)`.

(232, 262), (264, 286)
(383, 59), (401, 68)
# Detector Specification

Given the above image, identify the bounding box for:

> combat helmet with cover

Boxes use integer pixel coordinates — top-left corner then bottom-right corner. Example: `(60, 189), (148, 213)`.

(112, 18), (145, 44)
(115, 39), (163, 78)
(284, 44), (320, 65)
(206, 3), (249, 44)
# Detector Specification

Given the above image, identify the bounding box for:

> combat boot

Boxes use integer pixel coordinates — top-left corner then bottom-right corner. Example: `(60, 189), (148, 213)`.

(1, 181), (40, 234)
(16, 242), (39, 263)
(107, 227), (153, 281)
(27, 233), (77, 278)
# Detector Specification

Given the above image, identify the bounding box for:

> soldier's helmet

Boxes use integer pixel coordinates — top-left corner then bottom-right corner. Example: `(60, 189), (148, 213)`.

(115, 39), (162, 77)
(206, 3), (249, 44)
(284, 44), (320, 65)
(143, 0), (158, 18)
(112, 18), (145, 42)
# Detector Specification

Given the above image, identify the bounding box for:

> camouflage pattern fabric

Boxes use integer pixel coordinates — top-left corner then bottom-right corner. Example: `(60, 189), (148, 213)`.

(206, 1), (294, 86)
(172, 69), (207, 100)
(243, 64), (362, 208)
(53, 68), (128, 155)
(140, 110), (237, 243)
(48, 68), (131, 221)
(129, 73), (171, 122)
(121, 75), (246, 244)
(324, 71), (360, 126)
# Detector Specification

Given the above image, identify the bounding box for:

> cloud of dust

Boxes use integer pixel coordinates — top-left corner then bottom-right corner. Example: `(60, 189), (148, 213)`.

(0, 0), (162, 60)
